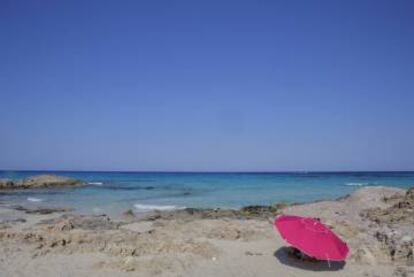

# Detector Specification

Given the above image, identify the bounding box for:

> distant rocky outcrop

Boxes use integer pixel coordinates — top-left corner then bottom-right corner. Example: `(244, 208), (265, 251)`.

(0, 175), (83, 189)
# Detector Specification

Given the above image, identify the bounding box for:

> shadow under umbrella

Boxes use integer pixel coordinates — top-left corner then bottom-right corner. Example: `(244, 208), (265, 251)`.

(274, 246), (346, 272)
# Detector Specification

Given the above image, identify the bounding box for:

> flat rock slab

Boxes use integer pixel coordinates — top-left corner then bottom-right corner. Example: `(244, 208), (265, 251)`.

(8, 205), (73, 214)
(120, 222), (154, 233)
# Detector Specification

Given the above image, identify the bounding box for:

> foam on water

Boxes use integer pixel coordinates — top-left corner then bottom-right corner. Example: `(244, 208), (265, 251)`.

(88, 182), (103, 186)
(27, 197), (43, 202)
(92, 207), (102, 213)
(344, 183), (366, 187)
(134, 203), (185, 211)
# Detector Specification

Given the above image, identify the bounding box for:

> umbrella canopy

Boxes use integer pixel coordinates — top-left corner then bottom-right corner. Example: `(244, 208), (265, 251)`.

(274, 214), (349, 261)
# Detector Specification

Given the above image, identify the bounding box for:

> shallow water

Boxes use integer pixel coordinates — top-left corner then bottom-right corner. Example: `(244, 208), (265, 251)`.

(1, 171), (413, 217)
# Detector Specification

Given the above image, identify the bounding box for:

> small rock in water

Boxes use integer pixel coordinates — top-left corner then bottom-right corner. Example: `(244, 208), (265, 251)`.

(122, 209), (135, 217)
(26, 207), (72, 215)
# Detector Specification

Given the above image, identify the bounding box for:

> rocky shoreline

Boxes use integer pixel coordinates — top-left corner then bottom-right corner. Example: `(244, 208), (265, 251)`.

(0, 186), (413, 276)
(0, 174), (83, 189)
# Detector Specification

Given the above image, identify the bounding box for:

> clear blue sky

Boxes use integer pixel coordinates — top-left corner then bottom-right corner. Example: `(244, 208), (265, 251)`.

(1, 0), (413, 171)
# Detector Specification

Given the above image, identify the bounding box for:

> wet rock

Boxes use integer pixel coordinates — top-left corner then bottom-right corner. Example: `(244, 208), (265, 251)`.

(12, 205), (72, 215)
(122, 209), (135, 217)
(240, 205), (277, 216)
(142, 204), (289, 222)
(1, 218), (27, 224)
(26, 207), (73, 215)
(240, 203), (290, 217)
(142, 208), (241, 221)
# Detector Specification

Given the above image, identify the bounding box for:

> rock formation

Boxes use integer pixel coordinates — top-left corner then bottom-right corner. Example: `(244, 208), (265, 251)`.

(0, 175), (83, 189)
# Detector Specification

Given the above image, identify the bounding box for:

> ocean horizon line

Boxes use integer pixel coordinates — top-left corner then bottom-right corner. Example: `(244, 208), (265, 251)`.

(1, 169), (414, 174)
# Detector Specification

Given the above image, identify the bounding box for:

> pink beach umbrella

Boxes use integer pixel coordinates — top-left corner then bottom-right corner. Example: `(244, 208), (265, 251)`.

(274, 215), (349, 261)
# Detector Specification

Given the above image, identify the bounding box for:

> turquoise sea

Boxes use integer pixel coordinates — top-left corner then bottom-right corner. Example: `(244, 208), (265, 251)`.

(1, 171), (413, 217)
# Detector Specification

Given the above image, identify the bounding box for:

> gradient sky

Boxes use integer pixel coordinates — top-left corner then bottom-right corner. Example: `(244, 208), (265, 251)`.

(1, 0), (413, 171)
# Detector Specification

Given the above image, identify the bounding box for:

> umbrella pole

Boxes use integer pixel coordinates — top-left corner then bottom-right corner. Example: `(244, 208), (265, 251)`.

(326, 254), (331, 268)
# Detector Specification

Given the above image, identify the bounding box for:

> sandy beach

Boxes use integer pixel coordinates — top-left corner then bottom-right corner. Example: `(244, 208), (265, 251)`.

(2, 0), (413, 275)
(0, 185), (413, 277)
